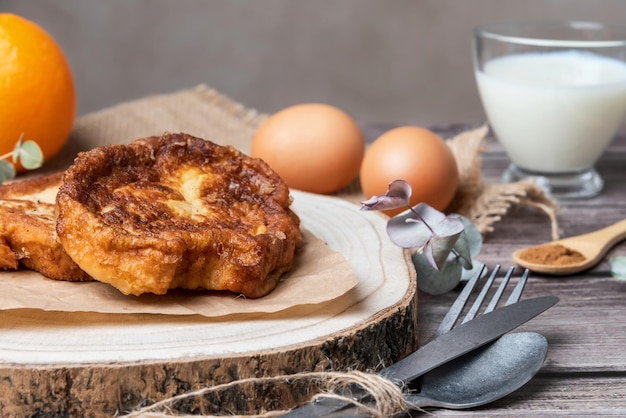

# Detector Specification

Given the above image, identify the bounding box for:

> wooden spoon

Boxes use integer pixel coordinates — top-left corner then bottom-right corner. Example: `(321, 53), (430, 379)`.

(512, 219), (626, 275)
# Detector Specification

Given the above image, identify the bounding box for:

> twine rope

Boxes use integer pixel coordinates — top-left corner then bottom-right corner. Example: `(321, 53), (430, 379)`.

(120, 370), (410, 418)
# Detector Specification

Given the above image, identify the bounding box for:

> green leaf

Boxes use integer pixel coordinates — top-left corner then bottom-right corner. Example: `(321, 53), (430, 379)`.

(424, 231), (462, 270)
(387, 203), (463, 251)
(378, 193), (485, 295)
(461, 216), (483, 259)
(451, 216), (483, 270)
(14, 140), (44, 170)
(0, 160), (16, 183)
(12, 133), (25, 164)
(609, 256), (626, 281)
(461, 260), (486, 281)
(424, 214), (465, 270)
(387, 215), (432, 249)
(413, 252), (462, 295)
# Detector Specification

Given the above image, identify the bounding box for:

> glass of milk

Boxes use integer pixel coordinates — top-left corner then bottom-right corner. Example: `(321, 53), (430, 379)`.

(473, 21), (626, 198)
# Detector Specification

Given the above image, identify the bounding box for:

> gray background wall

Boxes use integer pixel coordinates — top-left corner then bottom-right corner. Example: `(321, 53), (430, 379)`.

(4, 0), (626, 125)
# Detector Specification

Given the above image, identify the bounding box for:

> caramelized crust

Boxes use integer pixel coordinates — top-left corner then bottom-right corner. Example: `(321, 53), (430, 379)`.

(56, 133), (302, 297)
(0, 172), (90, 281)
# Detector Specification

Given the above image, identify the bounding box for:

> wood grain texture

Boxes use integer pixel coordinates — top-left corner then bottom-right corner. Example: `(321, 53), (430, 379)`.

(0, 191), (418, 416)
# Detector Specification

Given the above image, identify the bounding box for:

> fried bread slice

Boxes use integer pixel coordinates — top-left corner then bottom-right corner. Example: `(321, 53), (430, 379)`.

(0, 172), (90, 281)
(56, 132), (302, 297)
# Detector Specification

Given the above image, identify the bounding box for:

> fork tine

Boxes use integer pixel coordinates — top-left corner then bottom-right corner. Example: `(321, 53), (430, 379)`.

(485, 265), (515, 313)
(461, 265), (500, 324)
(505, 268), (529, 305)
(429, 264), (487, 341)
(428, 265), (529, 343)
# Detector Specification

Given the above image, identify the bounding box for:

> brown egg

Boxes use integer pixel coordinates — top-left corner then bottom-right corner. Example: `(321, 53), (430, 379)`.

(360, 126), (459, 215)
(250, 103), (365, 194)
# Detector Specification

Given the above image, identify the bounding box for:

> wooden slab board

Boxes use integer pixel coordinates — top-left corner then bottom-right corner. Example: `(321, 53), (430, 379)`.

(0, 191), (418, 416)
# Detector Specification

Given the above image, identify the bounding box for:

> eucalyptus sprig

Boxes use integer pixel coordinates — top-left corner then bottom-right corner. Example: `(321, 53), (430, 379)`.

(361, 179), (484, 295)
(609, 256), (626, 281)
(0, 133), (44, 183)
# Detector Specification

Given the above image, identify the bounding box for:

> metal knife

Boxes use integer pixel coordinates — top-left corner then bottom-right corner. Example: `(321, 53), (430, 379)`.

(283, 295), (559, 417)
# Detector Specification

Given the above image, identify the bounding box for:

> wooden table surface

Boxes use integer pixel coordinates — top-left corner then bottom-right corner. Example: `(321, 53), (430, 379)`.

(363, 123), (626, 417)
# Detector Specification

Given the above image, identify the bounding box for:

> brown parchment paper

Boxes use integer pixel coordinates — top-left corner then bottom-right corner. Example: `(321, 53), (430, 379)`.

(0, 229), (358, 317)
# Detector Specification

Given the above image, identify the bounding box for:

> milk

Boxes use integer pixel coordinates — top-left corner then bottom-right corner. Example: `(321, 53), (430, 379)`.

(476, 51), (626, 173)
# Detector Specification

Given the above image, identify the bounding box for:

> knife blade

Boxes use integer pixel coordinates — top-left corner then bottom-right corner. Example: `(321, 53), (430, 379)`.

(283, 295), (558, 417)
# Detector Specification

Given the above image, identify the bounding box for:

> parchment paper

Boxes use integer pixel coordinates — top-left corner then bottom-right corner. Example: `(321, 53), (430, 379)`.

(0, 229), (358, 317)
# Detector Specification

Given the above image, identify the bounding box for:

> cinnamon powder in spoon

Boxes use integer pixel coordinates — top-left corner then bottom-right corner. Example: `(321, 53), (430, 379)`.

(517, 243), (586, 266)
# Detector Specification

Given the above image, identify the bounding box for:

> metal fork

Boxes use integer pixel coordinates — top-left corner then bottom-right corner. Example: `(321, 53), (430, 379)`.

(427, 264), (529, 344)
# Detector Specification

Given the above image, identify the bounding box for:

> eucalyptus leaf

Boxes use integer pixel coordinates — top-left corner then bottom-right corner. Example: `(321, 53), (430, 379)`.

(432, 213), (464, 235)
(360, 179), (485, 295)
(419, 213), (464, 270)
(387, 204), (464, 250)
(11, 133), (25, 164)
(360, 179), (411, 211)
(425, 232), (462, 270)
(389, 202), (446, 229)
(386, 179), (412, 200)
(0, 160), (16, 183)
(15, 140), (44, 170)
(449, 216), (482, 270)
(387, 215), (432, 249)
(412, 202), (447, 225)
(461, 216), (483, 258)
(413, 252), (462, 295)
(609, 256), (626, 281)
(460, 260), (486, 281)
(451, 232), (473, 269)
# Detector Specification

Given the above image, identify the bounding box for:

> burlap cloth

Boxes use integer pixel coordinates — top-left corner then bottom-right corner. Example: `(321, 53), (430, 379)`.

(42, 84), (558, 238)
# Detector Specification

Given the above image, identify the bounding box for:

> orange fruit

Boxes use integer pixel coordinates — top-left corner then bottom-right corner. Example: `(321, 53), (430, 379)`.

(0, 13), (75, 171)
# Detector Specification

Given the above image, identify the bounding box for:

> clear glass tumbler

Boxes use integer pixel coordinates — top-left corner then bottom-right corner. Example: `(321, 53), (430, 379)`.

(473, 21), (626, 198)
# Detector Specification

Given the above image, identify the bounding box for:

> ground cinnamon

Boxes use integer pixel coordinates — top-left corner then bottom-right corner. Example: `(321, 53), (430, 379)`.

(517, 243), (586, 266)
